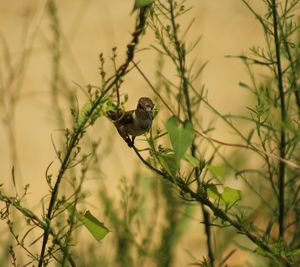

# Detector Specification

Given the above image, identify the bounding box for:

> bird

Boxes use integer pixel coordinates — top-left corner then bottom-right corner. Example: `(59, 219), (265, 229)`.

(107, 97), (154, 147)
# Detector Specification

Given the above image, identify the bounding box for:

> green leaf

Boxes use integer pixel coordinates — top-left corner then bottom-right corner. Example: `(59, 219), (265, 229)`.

(207, 185), (221, 201)
(183, 154), (199, 166)
(159, 151), (178, 177)
(207, 186), (241, 207)
(206, 165), (225, 178)
(80, 211), (109, 241)
(64, 203), (109, 241)
(221, 187), (241, 206)
(133, 0), (154, 11)
(165, 116), (195, 164)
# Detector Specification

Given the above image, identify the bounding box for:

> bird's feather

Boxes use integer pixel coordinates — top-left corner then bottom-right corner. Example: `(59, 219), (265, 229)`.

(107, 110), (134, 125)
(117, 110), (134, 125)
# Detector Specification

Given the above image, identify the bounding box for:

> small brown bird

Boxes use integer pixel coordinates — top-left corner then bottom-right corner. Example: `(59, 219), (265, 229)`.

(107, 97), (154, 147)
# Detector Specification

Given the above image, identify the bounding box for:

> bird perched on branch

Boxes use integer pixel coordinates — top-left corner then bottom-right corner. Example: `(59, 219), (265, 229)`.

(107, 97), (154, 147)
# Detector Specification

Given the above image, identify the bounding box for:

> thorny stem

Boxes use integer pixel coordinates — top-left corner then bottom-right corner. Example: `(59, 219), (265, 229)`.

(38, 7), (150, 267)
(168, 1), (214, 264)
(271, 0), (286, 241)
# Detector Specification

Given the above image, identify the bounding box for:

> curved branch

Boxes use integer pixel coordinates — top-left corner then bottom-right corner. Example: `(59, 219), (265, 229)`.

(131, 146), (291, 266)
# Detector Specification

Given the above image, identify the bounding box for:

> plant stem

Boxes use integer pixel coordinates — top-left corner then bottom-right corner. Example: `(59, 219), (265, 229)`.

(38, 129), (83, 267)
(168, 1), (214, 264)
(37, 7), (150, 266)
(271, 0), (286, 241)
(131, 148), (291, 266)
(0, 193), (76, 267)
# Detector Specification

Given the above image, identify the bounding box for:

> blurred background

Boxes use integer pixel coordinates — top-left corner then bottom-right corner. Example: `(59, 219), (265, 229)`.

(0, 1), (267, 266)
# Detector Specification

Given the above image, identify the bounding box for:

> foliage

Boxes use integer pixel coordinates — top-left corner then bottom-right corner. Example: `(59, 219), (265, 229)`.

(0, 0), (300, 267)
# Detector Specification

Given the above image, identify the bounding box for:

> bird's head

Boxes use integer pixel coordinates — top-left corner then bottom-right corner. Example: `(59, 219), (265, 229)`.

(137, 97), (154, 113)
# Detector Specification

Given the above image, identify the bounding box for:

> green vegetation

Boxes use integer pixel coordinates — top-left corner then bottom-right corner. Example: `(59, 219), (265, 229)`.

(0, 0), (299, 266)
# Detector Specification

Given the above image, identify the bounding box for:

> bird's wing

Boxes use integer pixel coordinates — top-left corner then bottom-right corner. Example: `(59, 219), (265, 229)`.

(117, 110), (134, 125)
(107, 110), (134, 125)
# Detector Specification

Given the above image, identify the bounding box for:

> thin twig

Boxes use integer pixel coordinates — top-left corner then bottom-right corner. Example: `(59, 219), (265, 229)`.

(130, 146), (291, 266)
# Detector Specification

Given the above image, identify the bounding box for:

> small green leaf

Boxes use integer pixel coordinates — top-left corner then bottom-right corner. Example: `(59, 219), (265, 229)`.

(207, 185), (221, 201)
(206, 165), (225, 178)
(221, 187), (241, 206)
(183, 154), (199, 166)
(159, 151), (178, 177)
(80, 211), (109, 241)
(64, 203), (109, 241)
(133, 0), (154, 11)
(165, 116), (195, 164)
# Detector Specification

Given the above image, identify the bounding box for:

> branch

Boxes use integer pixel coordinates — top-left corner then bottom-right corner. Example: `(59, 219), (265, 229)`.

(38, 6), (151, 267)
(130, 148), (292, 266)
(0, 193), (76, 267)
(168, 0), (214, 264)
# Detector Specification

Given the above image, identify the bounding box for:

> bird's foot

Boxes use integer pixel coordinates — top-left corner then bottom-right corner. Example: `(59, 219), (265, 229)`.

(124, 136), (134, 148)
(127, 141), (134, 148)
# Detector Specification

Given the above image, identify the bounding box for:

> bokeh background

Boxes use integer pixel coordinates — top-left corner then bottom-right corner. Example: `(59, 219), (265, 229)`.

(0, 1), (267, 266)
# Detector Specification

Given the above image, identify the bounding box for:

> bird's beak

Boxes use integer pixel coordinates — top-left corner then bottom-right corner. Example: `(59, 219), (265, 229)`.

(145, 106), (153, 112)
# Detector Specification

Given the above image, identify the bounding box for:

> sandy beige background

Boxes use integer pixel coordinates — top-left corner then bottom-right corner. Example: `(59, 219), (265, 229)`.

(0, 1), (266, 266)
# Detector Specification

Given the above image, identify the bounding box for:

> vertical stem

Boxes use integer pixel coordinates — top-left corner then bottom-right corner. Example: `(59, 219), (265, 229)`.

(271, 0), (286, 240)
(201, 203), (214, 265)
(168, 1), (214, 265)
(38, 133), (79, 267)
